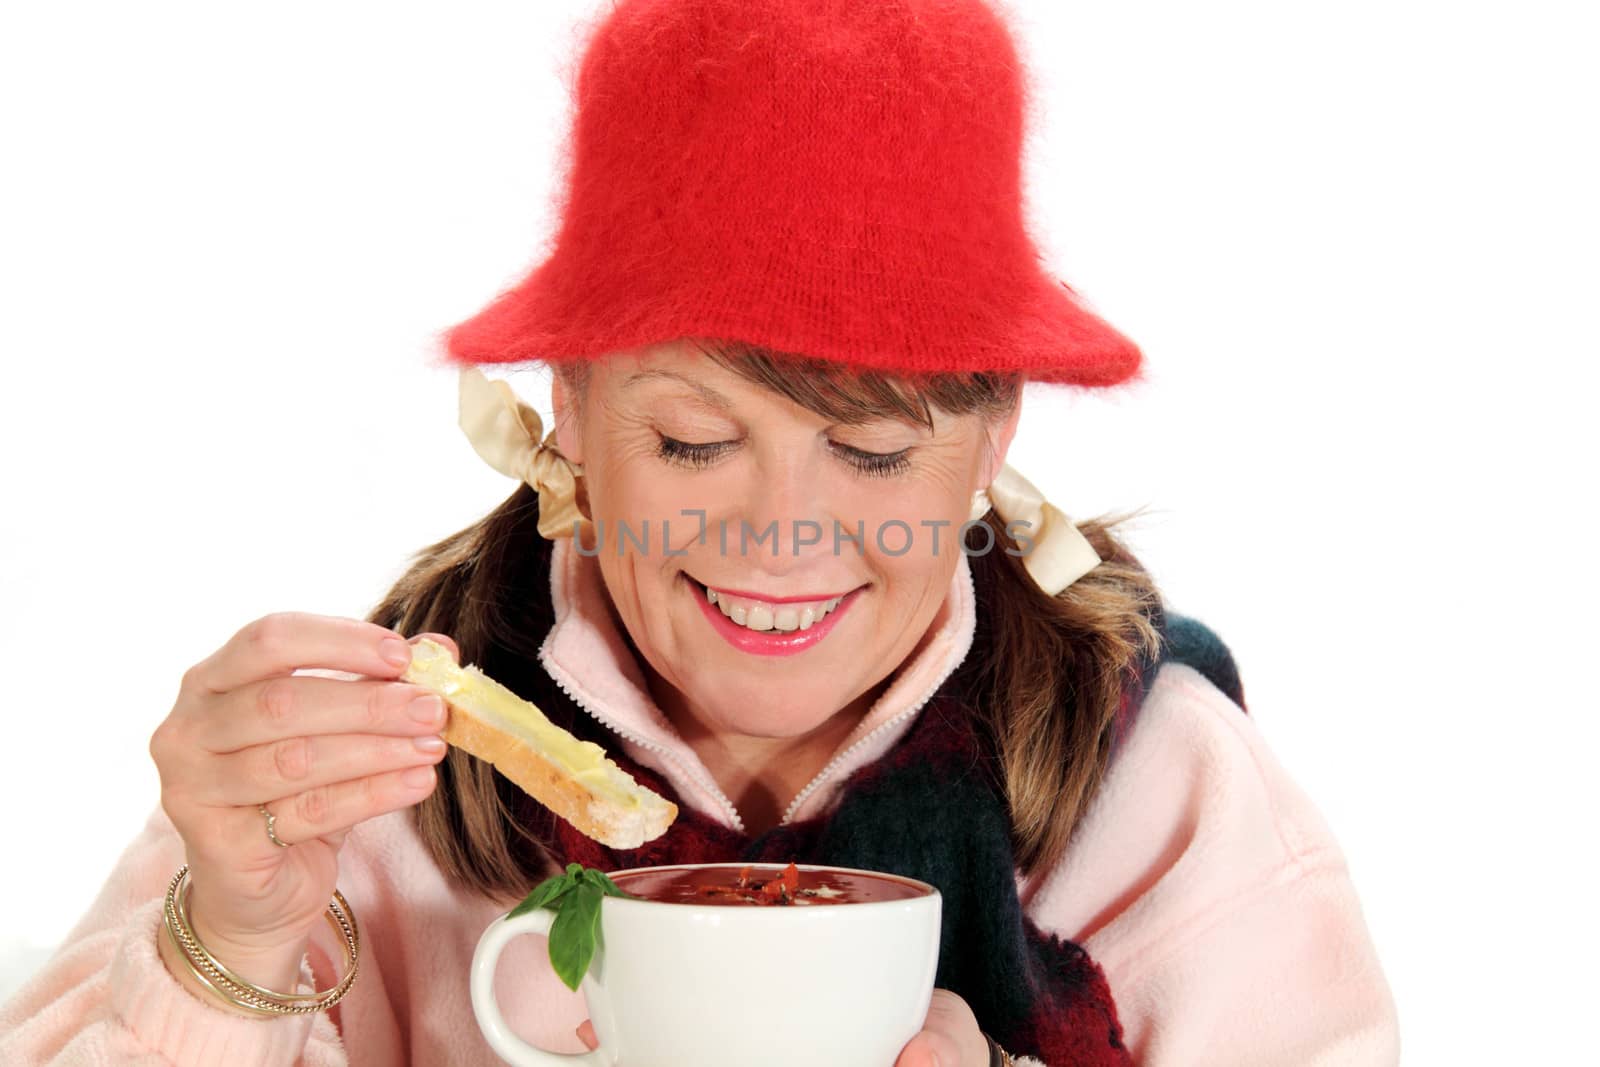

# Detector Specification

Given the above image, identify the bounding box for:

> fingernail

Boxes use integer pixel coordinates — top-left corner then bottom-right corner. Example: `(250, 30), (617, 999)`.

(408, 695), (443, 723)
(380, 638), (411, 667)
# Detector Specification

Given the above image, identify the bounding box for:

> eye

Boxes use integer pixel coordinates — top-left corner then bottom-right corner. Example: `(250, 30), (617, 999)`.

(655, 435), (733, 469)
(655, 435), (912, 478)
(832, 442), (912, 478)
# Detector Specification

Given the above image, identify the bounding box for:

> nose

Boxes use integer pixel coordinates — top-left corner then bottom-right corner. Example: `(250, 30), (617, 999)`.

(727, 457), (833, 573)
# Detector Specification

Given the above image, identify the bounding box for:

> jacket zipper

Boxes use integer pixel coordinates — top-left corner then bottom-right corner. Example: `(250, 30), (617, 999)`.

(535, 642), (748, 833)
(778, 667), (953, 825)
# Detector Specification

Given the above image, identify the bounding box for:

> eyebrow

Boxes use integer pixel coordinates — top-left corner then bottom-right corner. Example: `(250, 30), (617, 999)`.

(620, 369), (734, 410)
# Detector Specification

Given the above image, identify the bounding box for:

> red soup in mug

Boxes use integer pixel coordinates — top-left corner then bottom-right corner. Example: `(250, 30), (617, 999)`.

(611, 862), (927, 907)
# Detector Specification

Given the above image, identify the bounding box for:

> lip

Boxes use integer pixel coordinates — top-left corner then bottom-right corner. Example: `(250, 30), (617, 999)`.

(687, 576), (861, 657)
(695, 583), (856, 605)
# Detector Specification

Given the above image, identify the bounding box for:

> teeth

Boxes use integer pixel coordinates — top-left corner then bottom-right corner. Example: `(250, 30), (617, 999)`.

(702, 583), (846, 633)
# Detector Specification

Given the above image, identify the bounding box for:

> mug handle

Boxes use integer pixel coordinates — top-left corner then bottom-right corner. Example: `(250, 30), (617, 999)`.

(471, 908), (610, 1066)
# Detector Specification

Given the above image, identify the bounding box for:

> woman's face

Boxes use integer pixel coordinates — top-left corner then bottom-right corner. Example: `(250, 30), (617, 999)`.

(551, 340), (1020, 744)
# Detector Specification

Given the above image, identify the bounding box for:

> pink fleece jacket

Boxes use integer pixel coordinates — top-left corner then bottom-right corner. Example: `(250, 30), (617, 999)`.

(0, 540), (1400, 1065)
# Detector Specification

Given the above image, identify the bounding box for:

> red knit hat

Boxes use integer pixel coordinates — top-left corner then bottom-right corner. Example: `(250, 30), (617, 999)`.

(436, 0), (1143, 388)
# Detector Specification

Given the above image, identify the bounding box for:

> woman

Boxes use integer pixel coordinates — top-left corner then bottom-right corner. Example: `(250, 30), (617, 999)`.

(0, 0), (1398, 1064)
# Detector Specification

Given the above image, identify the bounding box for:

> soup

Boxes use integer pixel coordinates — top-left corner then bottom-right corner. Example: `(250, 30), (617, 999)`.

(612, 862), (927, 907)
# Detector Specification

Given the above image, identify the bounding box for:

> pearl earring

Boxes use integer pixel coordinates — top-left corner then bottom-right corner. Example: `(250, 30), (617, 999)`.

(968, 488), (992, 524)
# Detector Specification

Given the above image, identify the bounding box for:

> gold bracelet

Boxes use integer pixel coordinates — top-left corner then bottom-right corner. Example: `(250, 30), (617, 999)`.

(162, 863), (360, 1016)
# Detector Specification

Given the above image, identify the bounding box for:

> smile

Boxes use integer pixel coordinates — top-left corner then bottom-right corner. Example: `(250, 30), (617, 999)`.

(685, 576), (862, 657)
(702, 585), (844, 632)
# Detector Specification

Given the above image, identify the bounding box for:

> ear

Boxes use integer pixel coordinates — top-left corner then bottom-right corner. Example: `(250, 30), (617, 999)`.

(550, 369), (586, 466)
(977, 393), (1023, 490)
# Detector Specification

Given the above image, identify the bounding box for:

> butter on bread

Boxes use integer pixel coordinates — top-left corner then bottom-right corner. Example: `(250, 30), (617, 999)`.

(400, 638), (677, 849)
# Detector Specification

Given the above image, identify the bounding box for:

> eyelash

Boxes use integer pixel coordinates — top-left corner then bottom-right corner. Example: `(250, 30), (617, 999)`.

(654, 436), (913, 478)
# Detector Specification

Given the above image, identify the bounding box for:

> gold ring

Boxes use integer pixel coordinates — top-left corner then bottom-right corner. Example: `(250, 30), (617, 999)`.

(258, 803), (291, 848)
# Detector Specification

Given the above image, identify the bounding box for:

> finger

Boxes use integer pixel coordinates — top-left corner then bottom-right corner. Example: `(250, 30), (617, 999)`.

(257, 763), (440, 848)
(893, 1031), (953, 1067)
(901, 989), (986, 1067)
(204, 675), (447, 753)
(188, 612), (418, 695)
(411, 631), (459, 663)
(576, 1020), (598, 1050)
(199, 731), (450, 807)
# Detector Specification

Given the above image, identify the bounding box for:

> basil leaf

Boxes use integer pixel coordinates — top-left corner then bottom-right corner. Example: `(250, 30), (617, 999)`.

(583, 869), (637, 899)
(508, 876), (572, 921)
(508, 869), (577, 920)
(577, 869), (611, 893)
(548, 883), (604, 992)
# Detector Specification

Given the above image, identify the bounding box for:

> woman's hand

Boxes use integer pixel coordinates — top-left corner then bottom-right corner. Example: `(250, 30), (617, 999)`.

(148, 612), (457, 991)
(574, 987), (989, 1064)
(895, 989), (991, 1067)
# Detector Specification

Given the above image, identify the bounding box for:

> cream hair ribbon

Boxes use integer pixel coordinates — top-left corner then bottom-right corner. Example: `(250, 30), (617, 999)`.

(982, 464), (1103, 596)
(457, 367), (587, 540)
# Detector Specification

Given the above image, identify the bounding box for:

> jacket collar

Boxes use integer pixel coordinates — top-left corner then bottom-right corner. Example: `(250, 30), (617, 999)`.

(534, 535), (978, 835)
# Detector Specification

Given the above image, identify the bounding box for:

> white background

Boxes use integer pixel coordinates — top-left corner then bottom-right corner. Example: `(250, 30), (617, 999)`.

(2, 1), (1595, 1061)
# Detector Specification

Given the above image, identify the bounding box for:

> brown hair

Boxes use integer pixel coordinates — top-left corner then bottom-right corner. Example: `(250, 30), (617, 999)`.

(368, 339), (1164, 904)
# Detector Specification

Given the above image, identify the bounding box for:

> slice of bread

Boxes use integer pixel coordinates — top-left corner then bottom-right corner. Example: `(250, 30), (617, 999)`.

(400, 638), (677, 849)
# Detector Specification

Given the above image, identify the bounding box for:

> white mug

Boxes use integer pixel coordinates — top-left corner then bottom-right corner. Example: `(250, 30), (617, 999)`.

(470, 862), (942, 1067)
